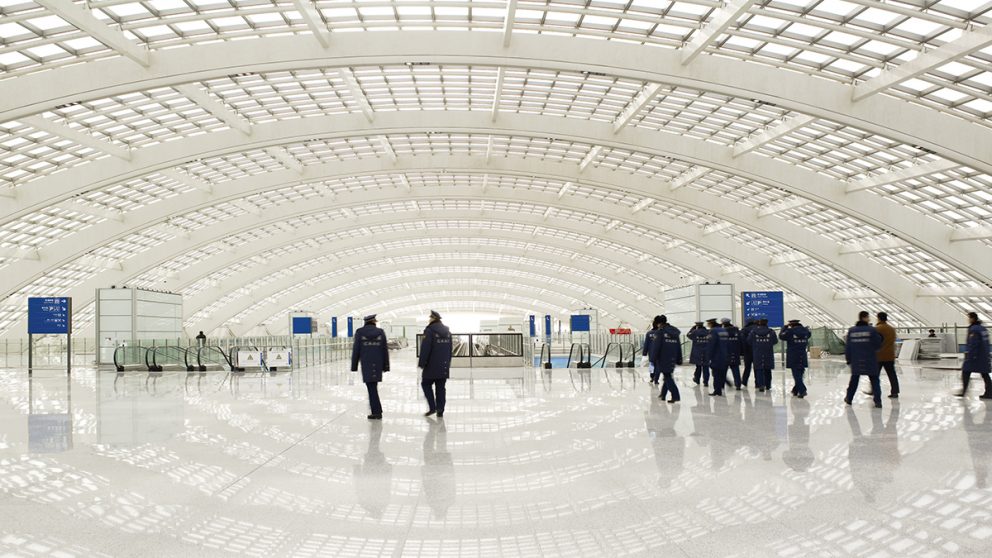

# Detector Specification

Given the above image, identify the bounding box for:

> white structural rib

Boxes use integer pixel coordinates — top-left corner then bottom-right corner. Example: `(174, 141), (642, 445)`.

(631, 198), (653, 213)
(579, 146), (601, 172)
(379, 136), (398, 163)
(757, 197), (806, 217)
(502, 0), (519, 47)
(681, 0), (757, 65)
(62, 201), (124, 222)
(35, 0), (150, 67)
(838, 237), (911, 254)
(265, 147), (305, 174)
(175, 84), (252, 135)
(339, 69), (375, 122)
(950, 225), (992, 242)
(614, 83), (662, 132)
(0, 246), (40, 260)
(670, 167), (709, 191)
(734, 115), (814, 158)
(492, 67), (505, 122)
(291, 0), (331, 48)
(854, 26), (992, 101)
(847, 159), (958, 193)
(159, 169), (213, 194)
(22, 115), (131, 160)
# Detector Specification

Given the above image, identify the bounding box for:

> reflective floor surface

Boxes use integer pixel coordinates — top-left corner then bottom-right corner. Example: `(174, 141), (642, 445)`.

(1, 351), (991, 557)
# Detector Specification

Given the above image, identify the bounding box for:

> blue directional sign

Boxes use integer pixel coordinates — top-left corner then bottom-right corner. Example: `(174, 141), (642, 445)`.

(528, 315), (536, 337)
(28, 297), (71, 335)
(292, 316), (313, 335)
(331, 317), (338, 338)
(570, 314), (591, 332)
(544, 315), (552, 338)
(347, 317), (354, 337)
(742, 291), (785, 328)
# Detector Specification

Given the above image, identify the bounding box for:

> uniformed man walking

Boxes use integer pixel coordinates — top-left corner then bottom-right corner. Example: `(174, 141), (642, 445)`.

(642, 316), (663, 384)
(721, 318), (743, 390)
(741, 319), (756, 387)
(956, 312), (992, 399)
(844, 311), (884, 408)
(649, 315), (682, 403)
(419, 310), (453, 417)
(706, 319), (730, 396)
(688, 322), (710, 386)
(351, 314), (390, 420)
(747, 318), (778, 392)
(779, 319), (811, 398)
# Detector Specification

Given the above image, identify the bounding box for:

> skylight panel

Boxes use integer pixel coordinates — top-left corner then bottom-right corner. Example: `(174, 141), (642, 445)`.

(893, 17), (944, 37)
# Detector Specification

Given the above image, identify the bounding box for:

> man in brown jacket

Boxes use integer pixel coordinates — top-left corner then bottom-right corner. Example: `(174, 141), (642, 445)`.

(875, 312), (900, 399)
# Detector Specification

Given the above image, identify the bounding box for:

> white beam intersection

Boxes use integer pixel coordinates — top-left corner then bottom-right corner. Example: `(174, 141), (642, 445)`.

(35, 0), (149, 67)
(734, 115), (814, 158)
(502, 0), (519, 47)
(175, 84), (252, 136)
(23, 115), (131, 160)
(614, 83), (662, 132)
(847, 158), (958, 193)
(291, 0), (332, 48)
(671, 167), (709, 191)
(681, 0), (757, 65)
(340, 69), (375, 123)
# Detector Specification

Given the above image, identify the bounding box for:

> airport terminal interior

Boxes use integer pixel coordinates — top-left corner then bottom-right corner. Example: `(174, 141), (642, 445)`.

(1, 0), (992, 556)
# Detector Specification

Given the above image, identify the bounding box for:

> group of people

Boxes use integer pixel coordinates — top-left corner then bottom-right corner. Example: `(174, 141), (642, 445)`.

(351, 310), (452, 420)
(351, 307), (992, 419)
(642, 310), (992, 408)
(641, 315), (812, 403)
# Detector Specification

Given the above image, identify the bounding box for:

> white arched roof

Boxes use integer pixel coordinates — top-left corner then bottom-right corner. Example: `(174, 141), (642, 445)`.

(1, 1), (989, 334)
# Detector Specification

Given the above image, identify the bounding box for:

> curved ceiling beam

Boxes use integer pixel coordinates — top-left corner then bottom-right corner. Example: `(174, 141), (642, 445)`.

(219, 266), (648, 337)
(1, 32), (985, 172)
(183, 238), (684, 327)
(5, 112), (983, 299)
(5, 153), (959, 324)
(0, 194), (864, 340)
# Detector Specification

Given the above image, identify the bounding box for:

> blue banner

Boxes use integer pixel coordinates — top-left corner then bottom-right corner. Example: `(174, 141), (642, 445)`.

(347, 317), (354, 337)
(570, 314), (591, 332)
(528, 315), (536, 337)
(742, 291), (785, 328)
(292, 316), (313, 335)
(544, 315), (552, 338)
(331, 317), (338, 338)
(28, 297), (71, 335)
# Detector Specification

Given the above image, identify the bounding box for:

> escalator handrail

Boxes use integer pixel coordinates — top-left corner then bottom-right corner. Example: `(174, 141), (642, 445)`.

(621, 342), (638, 364)
(540, 343), (552, 368)
(197, 345), (234, 370)
(566, 342), (583, 368)
(151, 345), (188, 369)
(592, 342), (621, 368)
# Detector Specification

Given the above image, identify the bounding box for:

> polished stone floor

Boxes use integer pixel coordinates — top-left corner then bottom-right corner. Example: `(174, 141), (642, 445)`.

(1, 351), (991, 557)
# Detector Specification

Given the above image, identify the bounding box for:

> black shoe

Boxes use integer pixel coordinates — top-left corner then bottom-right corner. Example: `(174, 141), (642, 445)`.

(437, 413), (444, 418)
(367, 414), (382, 420)
(888, 394), (899, 399)
(668, 399), (680, 404)
(954, 391), (966, 397)
(844, 398), (852, 405)
(692, 379), (700, 385)
(874, 402), (883, 408)
(709, 392), (723, 397)
(703, 383), (709, 387)
(736, 386), (742, 391)
(758, 388), (765, 393)
(798, 394), (805, 399)
(980, 394), (992, 400)
(424, 410), (436, 417)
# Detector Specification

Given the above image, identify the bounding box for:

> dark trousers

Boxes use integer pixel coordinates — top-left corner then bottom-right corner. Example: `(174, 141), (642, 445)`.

(366, 382), (382, 415)
(878, 361), (900, 396)
(728, 364), (741, 388)
(660, 370), (680, 401)
(711, 365), (728, 395)
(422, 378), (447, 413)
(846, 373), (881, 405)
(755, 368), (770, 390)
(961, 370), (992, 395)
(790, 367), (807, 396)
(649, 364), (660, 383)
(693, 364), (710, 385)
(742, 358), (753, 385)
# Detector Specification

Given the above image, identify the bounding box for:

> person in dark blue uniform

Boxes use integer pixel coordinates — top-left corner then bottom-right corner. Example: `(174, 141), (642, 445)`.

(642, 316), (663, 384)
(747, 318), (778, 392)
(721, 318), (742, 390)
(779, 319), (811, 398)
(418, 310), (453, 417)
(649, 315), (682, 403)
(351, 314), (390, 420)
(956, 312), (992, 399)
(688, 322), (710, 386)
(706, 319), (729, 397)
(740, 319), (756, 387)
(844, 311), (884, 408)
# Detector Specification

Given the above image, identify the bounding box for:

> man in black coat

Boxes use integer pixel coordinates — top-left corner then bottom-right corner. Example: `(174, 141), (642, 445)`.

(351, 314), (390, 420)
(419, 310), (453, 417)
